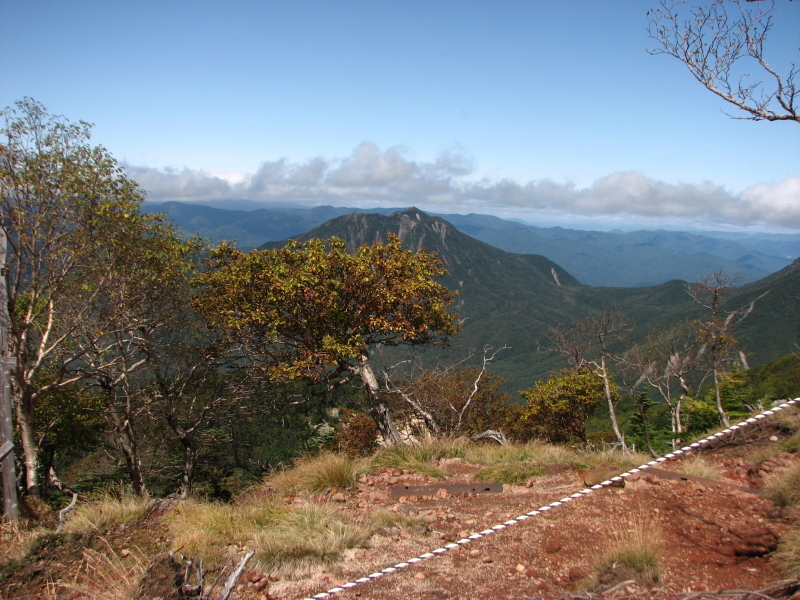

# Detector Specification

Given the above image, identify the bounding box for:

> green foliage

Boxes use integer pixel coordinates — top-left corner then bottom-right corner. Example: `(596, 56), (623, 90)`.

(193, 234), (458, 383)
(625, 392), (659, 453)
(723, 354), (800, 409)
(519, 368), (607, 443)
(682, 395), (721, 436)
(0, 98), (207, 496)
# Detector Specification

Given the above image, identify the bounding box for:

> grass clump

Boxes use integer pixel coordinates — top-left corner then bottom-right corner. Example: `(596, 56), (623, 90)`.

(59, 537), (146, 600)
(531, 443), (581, 466)
(596, 514), (661, 584)
(765, 462), (800, 507)
(267, 452), (365, 495)
(250, 504), (371, 575)
(576, 448), (651, 472)
(466, 441), (539, 465)
(473, 462), (544, 485)
(167, 498), (285, 565)
(464, 441), (580, 486)
(63, 485), (150, 534)
(368, 509), (426, 533)
(0, 519), (50, 568)
(166, 497), (371, 575)
(680, 456), (722, 481)
(776, 527), (800, 578)
(370, 438), (468, 478)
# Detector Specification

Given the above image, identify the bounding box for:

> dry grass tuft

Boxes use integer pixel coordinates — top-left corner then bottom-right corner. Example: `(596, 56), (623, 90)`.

(473, 462), (544, 485)
(765, 462), (800, 507)
(596, 514), (661, 582)
(464, 441), (544, 465)
(680, 456), (722, 481)
(250, 504), (372, 576)
(464, 441), (580, 483)
(166, 496), (371, 575)
(776, 527), (800, 578)
(0, 519), (50, 566)
(59, 537), (146, 600)
(63, 485), (150, 535)
(167, 498), (285, 565)
(371, 438), (467, 477)
(580, 448), (652, 472)
(367, 509), (426, 533)
(531, 443), (581, 466)
(267, 452), (365, 495)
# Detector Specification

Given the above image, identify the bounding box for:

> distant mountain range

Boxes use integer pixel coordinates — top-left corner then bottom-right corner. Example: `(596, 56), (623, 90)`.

(437, 213), (796, 287)
(143, 201), (798, 287)
(256, 208), (800, 391)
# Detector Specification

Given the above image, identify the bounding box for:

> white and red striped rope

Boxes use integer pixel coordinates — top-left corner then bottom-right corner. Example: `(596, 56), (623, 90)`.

(300, 398), (799, 600)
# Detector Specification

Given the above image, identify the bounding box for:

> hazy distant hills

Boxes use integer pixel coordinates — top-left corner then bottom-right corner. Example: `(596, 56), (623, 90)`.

(438, 213), (794, 287)
(143, 201), (798, 288)
(256, 208), (800, 390)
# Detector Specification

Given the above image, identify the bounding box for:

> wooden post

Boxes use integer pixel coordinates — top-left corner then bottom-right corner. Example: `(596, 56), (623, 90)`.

(0, 227), (18, 521)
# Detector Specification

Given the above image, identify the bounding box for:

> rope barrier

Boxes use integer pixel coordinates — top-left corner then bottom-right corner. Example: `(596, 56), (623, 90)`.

(300, 398), (799, 600)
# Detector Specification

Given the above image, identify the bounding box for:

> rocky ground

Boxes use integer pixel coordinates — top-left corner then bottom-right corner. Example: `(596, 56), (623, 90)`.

(2, 416), (799, 600)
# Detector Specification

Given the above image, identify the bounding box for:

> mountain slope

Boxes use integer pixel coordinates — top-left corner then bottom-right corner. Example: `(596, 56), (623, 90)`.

(260, 208), (591, 388)
(259, 208), (799, 390)
(727, 258), (800, 367)
(262, 208), (724, 391)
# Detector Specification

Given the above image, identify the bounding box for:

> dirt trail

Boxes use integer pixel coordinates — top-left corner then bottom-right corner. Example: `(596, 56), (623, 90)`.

(2, 415), (798, 600)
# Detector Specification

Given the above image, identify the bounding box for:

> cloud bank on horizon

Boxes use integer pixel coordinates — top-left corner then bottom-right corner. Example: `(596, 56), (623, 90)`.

(129, 142), (799, 231)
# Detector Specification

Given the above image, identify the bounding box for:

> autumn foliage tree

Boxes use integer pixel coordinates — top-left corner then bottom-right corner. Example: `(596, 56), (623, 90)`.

(193, 234), (458, 445)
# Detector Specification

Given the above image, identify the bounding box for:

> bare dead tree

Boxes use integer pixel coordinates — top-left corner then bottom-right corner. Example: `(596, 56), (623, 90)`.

(382, 345), (510, 439)
(624, 321), (702, 450)
(648, 0), (799, 124)
(547, 311), (632, 451)
(687, 270), (773, 427)
(688, 271), (741, 427)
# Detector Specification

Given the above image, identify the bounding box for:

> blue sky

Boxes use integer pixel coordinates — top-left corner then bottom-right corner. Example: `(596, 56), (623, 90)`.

(2, 1), (798, 231)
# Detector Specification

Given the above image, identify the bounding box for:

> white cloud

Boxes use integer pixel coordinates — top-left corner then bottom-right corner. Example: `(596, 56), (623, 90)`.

(126, 144), (800, 230)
